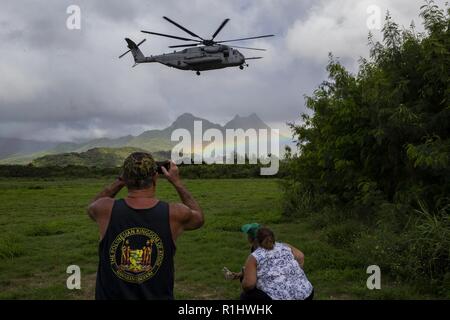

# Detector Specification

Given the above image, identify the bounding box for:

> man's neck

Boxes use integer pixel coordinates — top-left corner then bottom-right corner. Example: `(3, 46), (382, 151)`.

(127, 188), (156, 199)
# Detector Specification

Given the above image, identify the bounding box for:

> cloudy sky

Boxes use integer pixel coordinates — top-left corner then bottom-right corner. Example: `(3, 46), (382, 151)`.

(0, 0), (445, 142)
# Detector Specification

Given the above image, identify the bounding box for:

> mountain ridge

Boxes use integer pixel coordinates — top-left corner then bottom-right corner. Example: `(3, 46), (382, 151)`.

(31, 147), (170, 168)
(1, 113), (292, 165)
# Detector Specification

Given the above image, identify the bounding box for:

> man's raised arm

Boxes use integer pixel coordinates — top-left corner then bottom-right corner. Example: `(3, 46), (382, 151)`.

(162, 162), (204, 231)
(87, 178), (126, 221)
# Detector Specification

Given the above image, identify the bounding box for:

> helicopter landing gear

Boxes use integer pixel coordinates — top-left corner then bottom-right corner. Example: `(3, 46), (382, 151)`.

(196, 71), (201, 76)
(239, 63), (249, 70)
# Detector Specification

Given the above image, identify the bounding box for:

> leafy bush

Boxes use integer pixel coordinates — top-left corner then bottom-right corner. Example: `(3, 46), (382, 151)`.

(406, 201), (450, 283)
(324, 220), (364, 249)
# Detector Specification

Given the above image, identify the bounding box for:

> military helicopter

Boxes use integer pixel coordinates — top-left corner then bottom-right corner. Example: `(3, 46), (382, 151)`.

(119, 16), (274, 75)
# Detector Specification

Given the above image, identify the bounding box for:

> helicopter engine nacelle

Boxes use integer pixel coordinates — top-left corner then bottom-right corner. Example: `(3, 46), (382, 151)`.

(203, 46), (222, 54)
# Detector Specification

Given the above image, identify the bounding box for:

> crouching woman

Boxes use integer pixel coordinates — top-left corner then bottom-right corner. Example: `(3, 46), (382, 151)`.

(241, 227), (314, 300)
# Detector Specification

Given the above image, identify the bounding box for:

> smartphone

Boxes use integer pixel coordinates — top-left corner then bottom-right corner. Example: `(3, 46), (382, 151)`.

(156, 161), (170, 174)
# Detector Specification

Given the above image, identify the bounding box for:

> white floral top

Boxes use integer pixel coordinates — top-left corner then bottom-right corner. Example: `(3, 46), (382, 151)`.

(251, 242), (313, 300)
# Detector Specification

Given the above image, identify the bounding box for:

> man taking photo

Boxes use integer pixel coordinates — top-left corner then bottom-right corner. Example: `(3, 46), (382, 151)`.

(87, 152), (204, 300)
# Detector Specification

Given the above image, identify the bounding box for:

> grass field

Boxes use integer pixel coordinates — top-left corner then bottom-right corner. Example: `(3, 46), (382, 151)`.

(0, 178), (432, 300)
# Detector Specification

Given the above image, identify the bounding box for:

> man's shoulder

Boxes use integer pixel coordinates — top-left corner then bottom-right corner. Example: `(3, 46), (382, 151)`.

(90, 197), (116, 213)
(169, 202), (189, 211)
(168, 202), (191, 219)
(88, 197), (116, 221)
(168, 202), (188, 210)
(94, 197), (116, 206)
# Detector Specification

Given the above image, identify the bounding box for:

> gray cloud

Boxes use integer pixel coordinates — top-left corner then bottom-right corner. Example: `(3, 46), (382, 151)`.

(0, 0), (442, 141)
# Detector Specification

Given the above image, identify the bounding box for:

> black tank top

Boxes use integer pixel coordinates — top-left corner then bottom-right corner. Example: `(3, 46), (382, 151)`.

(95, 199), (175, 300)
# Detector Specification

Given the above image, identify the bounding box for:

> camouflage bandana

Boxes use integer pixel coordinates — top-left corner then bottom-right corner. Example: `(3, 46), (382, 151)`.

(122, 152), (157, 180)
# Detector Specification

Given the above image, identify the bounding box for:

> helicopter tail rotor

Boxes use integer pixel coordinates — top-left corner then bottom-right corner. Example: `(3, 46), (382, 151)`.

(119, 38), (147, 64)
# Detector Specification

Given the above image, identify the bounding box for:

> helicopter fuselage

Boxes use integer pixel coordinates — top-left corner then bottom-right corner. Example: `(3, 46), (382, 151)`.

(142, 45), (245, 71)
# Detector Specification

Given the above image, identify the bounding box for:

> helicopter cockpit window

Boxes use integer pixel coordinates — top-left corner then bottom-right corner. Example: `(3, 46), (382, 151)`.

(224, 49), (230, 58)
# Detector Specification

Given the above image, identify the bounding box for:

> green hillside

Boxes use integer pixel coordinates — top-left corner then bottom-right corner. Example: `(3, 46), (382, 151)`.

(126, 136), (176, 153)
(0, 152), (49, 165)
(32, 147), (170, 168)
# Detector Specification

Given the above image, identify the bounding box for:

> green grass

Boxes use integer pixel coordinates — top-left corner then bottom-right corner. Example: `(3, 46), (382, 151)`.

(0, 178), (434, 299)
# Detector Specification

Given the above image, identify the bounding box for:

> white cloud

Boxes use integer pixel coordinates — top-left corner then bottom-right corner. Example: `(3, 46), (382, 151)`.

(0, 64), (45, 104)
(285, 0), (446, 68)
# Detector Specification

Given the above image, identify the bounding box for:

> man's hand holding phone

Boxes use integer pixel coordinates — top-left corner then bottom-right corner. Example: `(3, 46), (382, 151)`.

(160, 161), (182, 186)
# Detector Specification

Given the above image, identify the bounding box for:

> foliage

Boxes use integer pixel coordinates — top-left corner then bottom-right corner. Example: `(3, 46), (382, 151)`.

(283, 1), (449, 294)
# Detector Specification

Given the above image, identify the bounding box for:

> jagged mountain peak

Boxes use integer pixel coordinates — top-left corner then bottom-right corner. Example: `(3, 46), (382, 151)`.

(225, 113), (270, 130)
(166, 113), (222, 131)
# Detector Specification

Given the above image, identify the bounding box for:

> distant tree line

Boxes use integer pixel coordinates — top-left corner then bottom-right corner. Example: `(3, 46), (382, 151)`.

(0, 162), (288, 179)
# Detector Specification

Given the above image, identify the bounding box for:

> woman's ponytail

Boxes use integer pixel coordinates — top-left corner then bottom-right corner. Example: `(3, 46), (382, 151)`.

(256, 227), (275, 250)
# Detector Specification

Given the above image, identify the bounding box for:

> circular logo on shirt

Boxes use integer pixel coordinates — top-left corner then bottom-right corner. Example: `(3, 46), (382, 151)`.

(109, 227), (164, 284)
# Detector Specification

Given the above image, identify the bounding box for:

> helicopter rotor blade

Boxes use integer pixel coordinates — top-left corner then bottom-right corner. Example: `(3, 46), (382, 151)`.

(212, 18), (230, 40)
(119, 50), (131, 59)
(140, 31), (201, 42)
(136, 39), (147, 46)
(163, 16), (204, 40)
(245, 57), (263, 60)
(169, 43), (199, 48)
(230, 45), (266, 51)
(216, 34), (275, 44)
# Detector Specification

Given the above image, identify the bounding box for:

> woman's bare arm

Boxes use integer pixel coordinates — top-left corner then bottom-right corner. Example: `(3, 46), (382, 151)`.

(241, 255), (257, 292)
(287, 244), (305, 268)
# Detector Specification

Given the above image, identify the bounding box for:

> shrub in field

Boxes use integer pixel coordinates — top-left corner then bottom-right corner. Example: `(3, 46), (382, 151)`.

(406, 201), (450, 286)
(323, 220), (364, 249)
(25, 222), (66, 237)
(0, 234), (25, 259)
